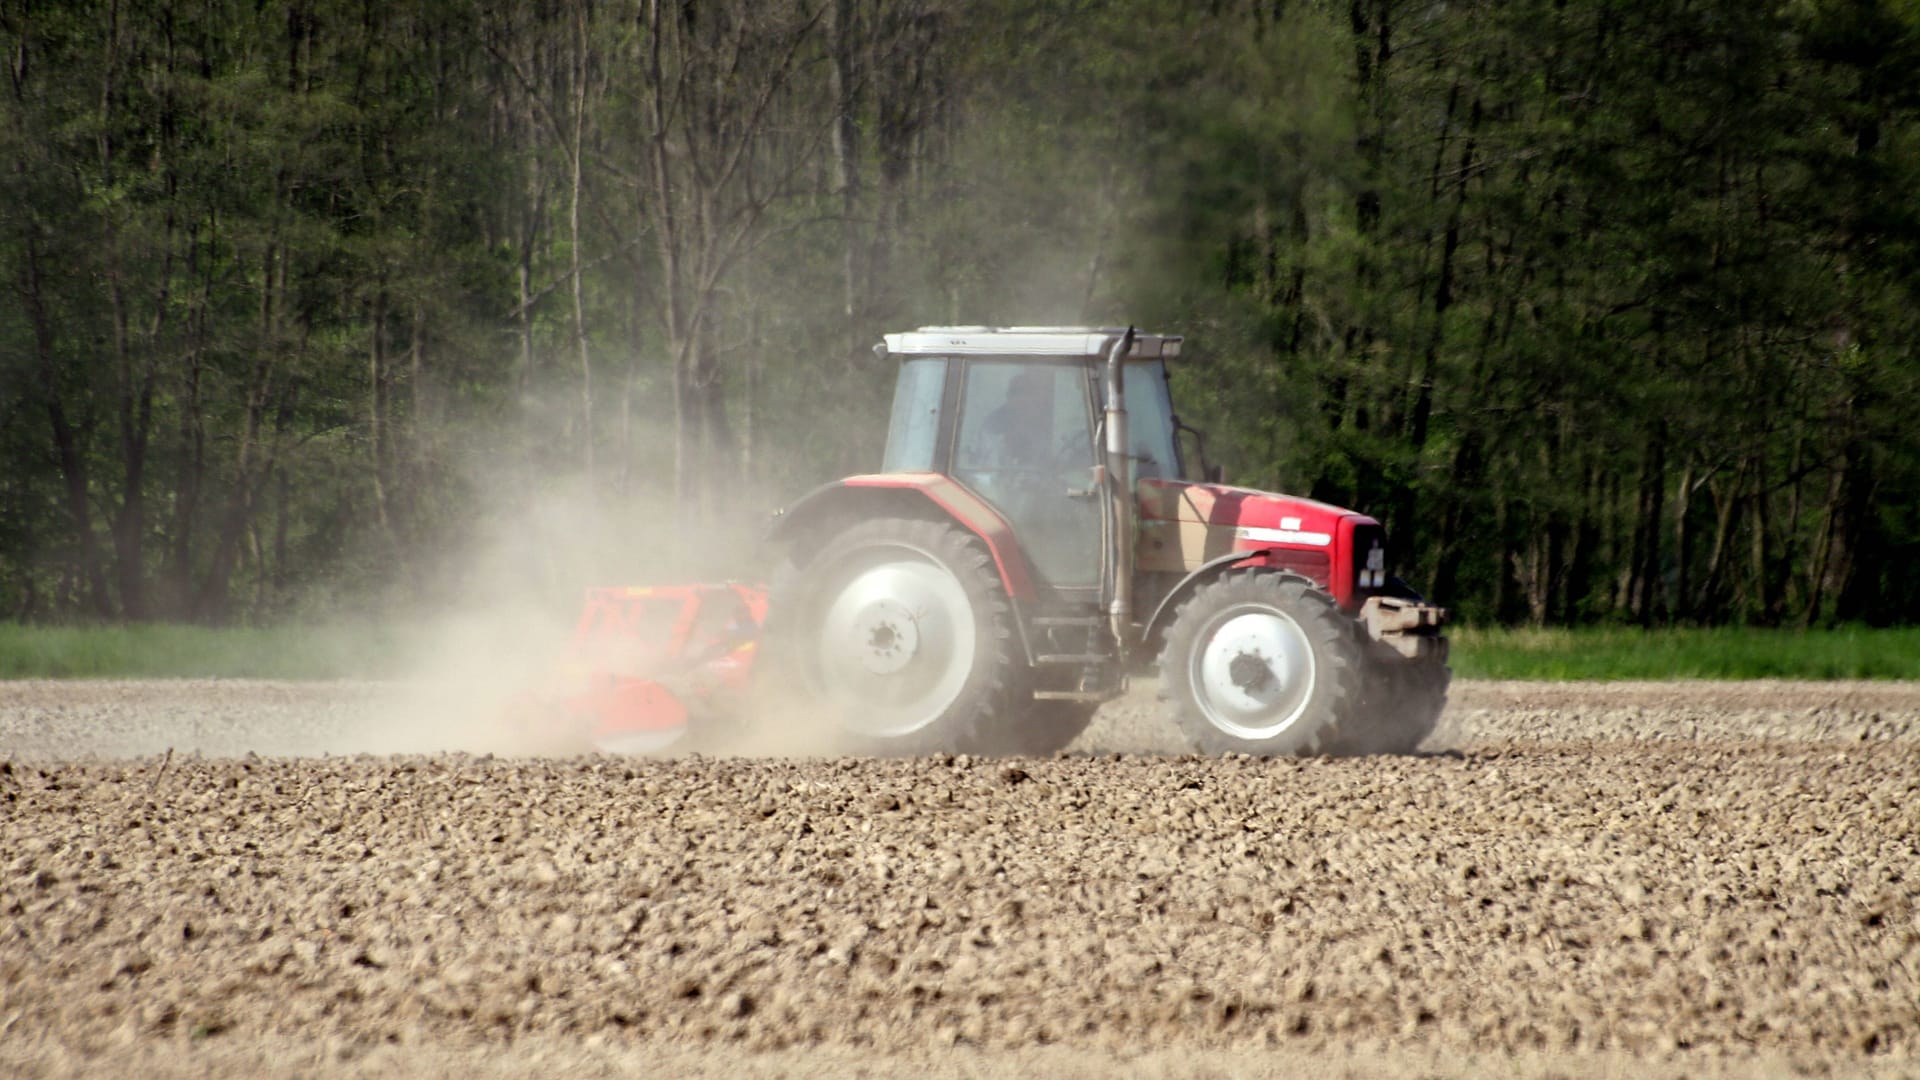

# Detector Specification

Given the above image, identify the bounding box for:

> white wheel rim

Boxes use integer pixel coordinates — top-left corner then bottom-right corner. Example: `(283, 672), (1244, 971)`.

(808, 546), (977, 737)
(1187, 602), (1316, 740)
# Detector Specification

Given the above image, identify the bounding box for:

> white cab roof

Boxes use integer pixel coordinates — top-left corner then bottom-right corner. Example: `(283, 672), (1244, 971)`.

(882, 326), (1182, 359)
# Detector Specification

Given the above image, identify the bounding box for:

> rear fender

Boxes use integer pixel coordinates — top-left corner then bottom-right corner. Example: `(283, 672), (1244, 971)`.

(768, 474), (1039, 603)
(1140, 550), (1337, 651)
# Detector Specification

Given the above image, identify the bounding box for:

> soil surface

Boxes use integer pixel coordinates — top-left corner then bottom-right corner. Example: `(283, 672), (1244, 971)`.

(4, 679), (1918, 1078)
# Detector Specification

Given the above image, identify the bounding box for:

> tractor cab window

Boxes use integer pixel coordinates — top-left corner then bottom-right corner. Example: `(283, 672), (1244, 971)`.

(1097, 359), (1182, 481)
(952, 360), (1100, 588)
(953, 362), (1095, 475)
(882, 357), (948, 472)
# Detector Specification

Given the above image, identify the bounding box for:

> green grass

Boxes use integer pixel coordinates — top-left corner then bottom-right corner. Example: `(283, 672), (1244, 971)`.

(0, 621), (1915, 682)
(0, 622), (417, 680)
(1448, 625), (1920, 681)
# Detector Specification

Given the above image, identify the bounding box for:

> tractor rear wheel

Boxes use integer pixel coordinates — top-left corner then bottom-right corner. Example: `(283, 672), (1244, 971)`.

(1158, 569), (1363, 756)
(767, 517), (1026, 754)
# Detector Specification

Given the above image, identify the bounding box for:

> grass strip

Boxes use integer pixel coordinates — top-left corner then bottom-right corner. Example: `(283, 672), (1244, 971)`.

(0, 621), (1915, 682)
(1448, 625), (1920, 681)
(0, 622), (415, 681)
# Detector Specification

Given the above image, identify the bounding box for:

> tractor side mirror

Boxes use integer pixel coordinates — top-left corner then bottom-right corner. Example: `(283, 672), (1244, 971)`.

(1175, 418), (1223, 485)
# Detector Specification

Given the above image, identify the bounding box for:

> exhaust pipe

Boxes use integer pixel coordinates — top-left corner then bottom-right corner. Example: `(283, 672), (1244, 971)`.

(1104, 327), (1136, 650)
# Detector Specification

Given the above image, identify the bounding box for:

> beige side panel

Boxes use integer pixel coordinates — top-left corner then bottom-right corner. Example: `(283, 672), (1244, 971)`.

(1136, 482), (1222, 522)
(1136, 482), (1236, 573)
(1137, 519), (1239, 573)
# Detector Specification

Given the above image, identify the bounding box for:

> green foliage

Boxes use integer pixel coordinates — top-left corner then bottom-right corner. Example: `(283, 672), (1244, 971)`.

(1074, 0), (1920, 628)
(1451, 625), (1920, 681)
(0, 0), (1915, 628)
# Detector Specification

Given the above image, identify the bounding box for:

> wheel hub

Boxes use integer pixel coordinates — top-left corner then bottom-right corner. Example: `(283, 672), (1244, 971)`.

(1191, 606), (1316, 740)
(1227, 651), (1275, 694)
(810, 549), (978, 738)
(853, 598), (920, 674)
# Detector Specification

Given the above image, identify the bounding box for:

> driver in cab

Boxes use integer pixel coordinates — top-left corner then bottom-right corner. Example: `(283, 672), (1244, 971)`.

(975, 367), (1060, 470)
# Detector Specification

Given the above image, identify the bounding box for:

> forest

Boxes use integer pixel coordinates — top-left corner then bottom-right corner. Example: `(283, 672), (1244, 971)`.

(2, 0), (1916, 627)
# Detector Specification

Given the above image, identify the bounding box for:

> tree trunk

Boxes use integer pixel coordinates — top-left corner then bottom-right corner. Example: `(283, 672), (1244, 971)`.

(1697, 468), (1743, 622)
(369, 286), (396, 546)
(1562, 466), (1601, 624)
(1749, 478), (1777, 625)
(198, 240), (284, 621)
(828, 0), (863, 364)
(569, 0), (595, 483)
(167, 215), (214, 619)
(197, 386), (269, 623)
(1673, 462), (1693, 620)
(1628, 425), (1665, 624)
(1802, 461), (1844, 626)
(645, 0), (694, 523)
(23, 234), (112, 617)
(1832, 424), (1878, 623)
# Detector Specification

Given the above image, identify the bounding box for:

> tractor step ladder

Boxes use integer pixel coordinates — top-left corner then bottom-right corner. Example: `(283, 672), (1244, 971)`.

(1030, 615), (1103, 627)
(1029, 615), (1105, 663)
(1028, 613), (1119, 699)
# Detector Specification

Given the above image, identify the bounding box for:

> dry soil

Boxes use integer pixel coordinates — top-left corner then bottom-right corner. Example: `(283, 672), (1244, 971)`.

(3, 679), (1918, 1078)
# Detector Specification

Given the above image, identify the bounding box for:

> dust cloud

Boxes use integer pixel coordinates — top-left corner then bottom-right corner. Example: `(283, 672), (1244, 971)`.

(328, 417), (847, 759)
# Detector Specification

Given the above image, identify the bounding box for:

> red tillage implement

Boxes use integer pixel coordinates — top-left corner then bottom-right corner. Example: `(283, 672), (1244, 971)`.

(512, 583), (767, 752)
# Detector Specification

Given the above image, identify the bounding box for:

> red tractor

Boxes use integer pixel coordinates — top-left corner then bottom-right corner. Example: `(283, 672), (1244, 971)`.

(756, 326), (1449, 757)
(523, 326), (1445, 756)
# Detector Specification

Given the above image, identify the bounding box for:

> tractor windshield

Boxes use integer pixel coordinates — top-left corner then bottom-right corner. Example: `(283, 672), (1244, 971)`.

(1100, 359), (1182, 481)
(952, 362), (1095, 474)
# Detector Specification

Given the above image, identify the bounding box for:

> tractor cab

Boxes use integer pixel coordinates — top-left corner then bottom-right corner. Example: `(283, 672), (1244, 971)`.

(877, 328), (1186, 592)
(881, 327), (1187, 481)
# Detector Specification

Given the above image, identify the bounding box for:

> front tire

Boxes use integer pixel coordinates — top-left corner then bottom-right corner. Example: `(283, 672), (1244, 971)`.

(765, 517), (1027, 754)
(1158, 570), (1363, 756)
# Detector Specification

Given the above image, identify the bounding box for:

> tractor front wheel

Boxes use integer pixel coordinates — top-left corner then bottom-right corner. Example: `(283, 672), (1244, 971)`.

(1158, 570), (1363, 756)
(766, 517), (1026, 754)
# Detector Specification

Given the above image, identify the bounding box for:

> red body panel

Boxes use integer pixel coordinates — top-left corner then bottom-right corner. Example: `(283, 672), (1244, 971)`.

(1137, 478), (1374, 608)
(842, 472), (1039, 600)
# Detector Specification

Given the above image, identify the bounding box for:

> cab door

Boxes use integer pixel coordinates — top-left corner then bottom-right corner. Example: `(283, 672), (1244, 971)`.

(948, 360), (1102, 590)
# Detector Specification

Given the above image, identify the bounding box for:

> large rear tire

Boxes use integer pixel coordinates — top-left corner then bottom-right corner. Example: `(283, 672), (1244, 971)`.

(766, 517), (1027, 754)
(1158, 570), (1363, 756)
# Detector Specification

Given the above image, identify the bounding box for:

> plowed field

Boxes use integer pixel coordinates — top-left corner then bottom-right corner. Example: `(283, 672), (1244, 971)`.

(4, 680), (1918, 1078)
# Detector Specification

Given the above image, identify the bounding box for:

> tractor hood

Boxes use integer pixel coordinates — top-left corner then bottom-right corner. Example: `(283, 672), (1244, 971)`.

(1135, 478), (1385, 609)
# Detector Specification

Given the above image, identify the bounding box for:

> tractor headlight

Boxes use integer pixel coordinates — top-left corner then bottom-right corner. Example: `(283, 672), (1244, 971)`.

(1362, 543), (1387, 591)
